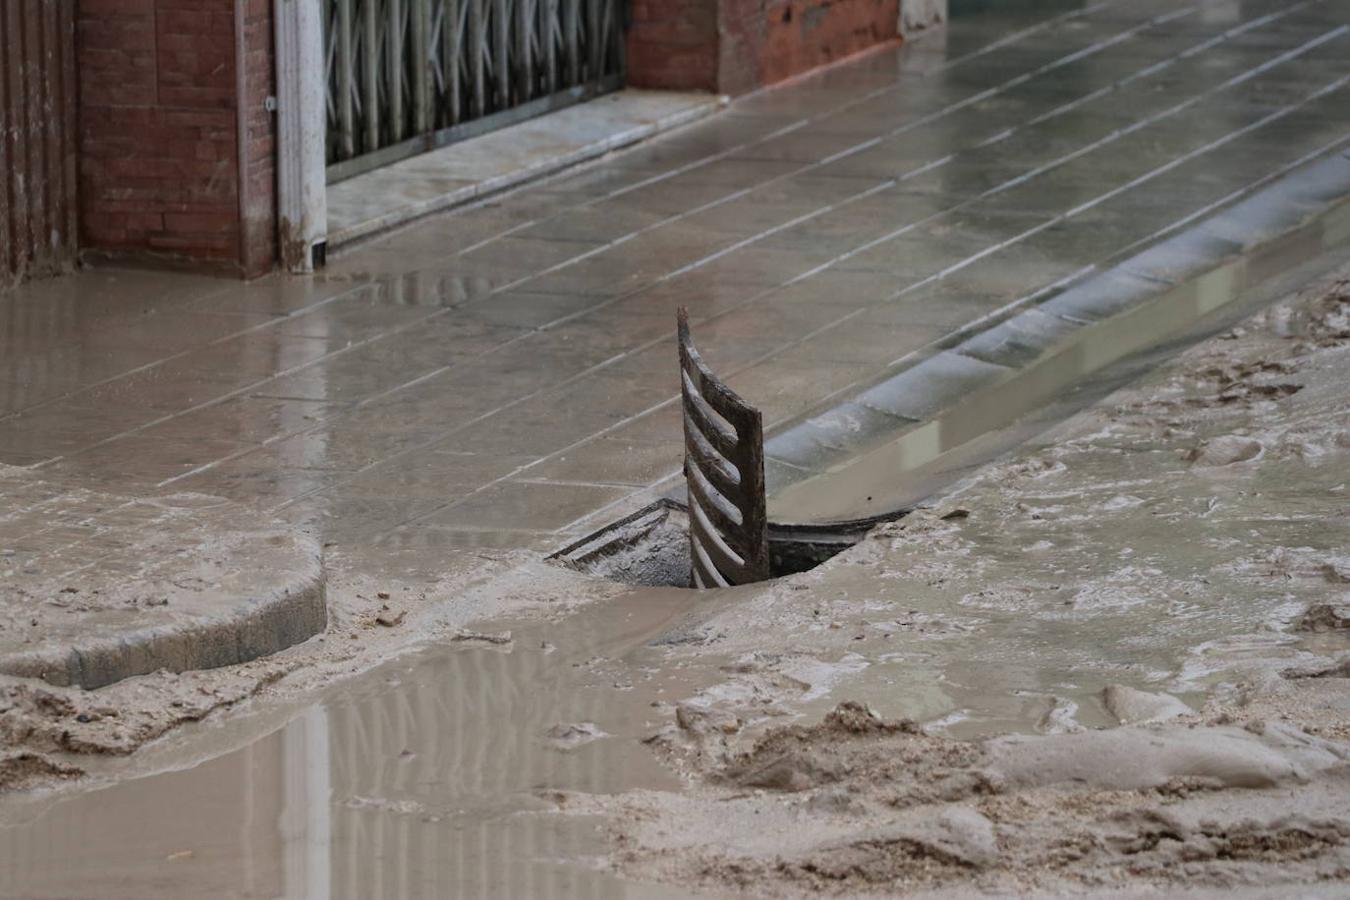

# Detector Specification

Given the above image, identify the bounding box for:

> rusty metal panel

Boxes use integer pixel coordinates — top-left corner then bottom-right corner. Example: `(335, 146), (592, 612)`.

(0, 0), (77, 290)
(678, 307), (771, 589)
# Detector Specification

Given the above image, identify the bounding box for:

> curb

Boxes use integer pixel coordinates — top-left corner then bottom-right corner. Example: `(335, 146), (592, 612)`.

(764, 147), (1350, 524)
(326, 89), (728, 250)
(0, 497), (328, 690)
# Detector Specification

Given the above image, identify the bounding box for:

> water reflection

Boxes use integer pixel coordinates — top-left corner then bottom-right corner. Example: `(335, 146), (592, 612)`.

(0, 592), (698, 900)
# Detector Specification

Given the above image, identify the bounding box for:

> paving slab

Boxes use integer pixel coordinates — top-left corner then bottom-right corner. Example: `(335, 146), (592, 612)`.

(0, 0), (1348, 670)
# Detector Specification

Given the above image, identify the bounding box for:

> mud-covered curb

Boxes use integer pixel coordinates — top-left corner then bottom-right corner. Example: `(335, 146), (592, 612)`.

(0, 560), (325, 690)
(572, 265), (1350, 899)
(0, 481), (328, 690)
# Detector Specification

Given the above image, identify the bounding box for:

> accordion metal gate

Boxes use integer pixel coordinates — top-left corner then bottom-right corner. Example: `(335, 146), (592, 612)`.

(323, 0), (626, 183)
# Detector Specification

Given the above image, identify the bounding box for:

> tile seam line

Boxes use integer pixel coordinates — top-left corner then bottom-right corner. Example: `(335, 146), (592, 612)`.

(7, 0), (1273, 435)
(27, 310), (476, 473)
(481, 1), (1218, 295)
(662, 1), (1322, 296)
(442, 0), (1138, 260)
(325, 100), (722, 247)
(31, 10), (1339, 488)
(2, 276), (387, 429)
(746, 145), (1350, 501)
(551, 22), (1350, 374)
(405, 0), (1316, 324)
(718, 23), (1350, 300)
(763, 126), (1350, 443)
(37, 0), (1237, 471)
(557, 129), (1350, 535)
(361, 68), (1350, 535)
(242, 17), (1341, 508)
(1010, 4), (1312, 136)
(757, 68), (1350, 407)
(337, 0), (1286, 356)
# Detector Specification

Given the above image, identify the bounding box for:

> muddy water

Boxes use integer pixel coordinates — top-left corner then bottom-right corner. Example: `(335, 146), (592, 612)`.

(2, 277), (1345, 900)
(622, 263), (1350, 747)
(0, 588), (714, 900)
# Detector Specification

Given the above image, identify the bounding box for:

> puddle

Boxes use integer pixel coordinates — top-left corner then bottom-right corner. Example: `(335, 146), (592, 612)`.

(2, 224), (1346, 900)
(0, 588), (713, 900)
(0, 526), (1184, 896)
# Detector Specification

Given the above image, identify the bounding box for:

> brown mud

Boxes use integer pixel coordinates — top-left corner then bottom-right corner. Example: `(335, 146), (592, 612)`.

(0, 551), (627, 780)
(0, 269), (1345, 898)
(572, 685), (1350, 897)
(563, 268), (1350, 896)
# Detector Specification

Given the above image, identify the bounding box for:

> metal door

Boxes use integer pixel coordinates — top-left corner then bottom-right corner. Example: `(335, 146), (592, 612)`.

(323, 0), (625, 183)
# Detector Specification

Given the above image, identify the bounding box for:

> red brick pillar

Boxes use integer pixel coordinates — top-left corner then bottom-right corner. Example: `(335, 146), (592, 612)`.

(625, 0), (721, 93)
(627, 0), (901, 97)
(75, 0), (278, 279)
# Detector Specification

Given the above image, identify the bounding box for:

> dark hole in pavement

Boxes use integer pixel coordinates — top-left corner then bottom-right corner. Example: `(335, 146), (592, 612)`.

(550, 499), (907, 588)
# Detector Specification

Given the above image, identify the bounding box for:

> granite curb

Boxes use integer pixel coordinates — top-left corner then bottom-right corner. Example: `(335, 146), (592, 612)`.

(765, 147), (1350, 523)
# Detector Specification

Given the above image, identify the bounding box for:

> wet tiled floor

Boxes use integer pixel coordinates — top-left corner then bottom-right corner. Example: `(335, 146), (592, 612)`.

(3, 0), (1350, 566)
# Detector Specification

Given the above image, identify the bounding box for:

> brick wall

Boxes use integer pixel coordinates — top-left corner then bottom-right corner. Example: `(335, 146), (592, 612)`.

(626, 0), (721, 93)
(758, 0), (900, 88)
(76, 0), (276, 278)
(628, 0), (900, 96)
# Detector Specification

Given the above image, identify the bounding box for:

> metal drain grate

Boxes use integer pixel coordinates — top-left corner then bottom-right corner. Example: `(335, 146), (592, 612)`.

(677, 308), (770, 588)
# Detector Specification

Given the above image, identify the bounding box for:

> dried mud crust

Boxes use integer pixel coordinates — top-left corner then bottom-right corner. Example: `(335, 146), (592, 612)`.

(0, 753), (83, 792)
(565, 271), (1350, 896)
(0, 662), (297, 759)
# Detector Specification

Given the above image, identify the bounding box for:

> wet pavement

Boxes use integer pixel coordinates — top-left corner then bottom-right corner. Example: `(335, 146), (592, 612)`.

(3, 258), (1347, 898)
(3, 0), (1350, 578)
(3, 1), (1350, 895)
(327, 90), (725, 246)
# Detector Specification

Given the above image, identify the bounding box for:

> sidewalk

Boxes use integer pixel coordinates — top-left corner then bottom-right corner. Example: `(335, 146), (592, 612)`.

(2, 0), (1350, 678)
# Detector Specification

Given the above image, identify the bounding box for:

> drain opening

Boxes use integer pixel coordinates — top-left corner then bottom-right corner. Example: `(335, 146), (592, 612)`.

(552, 312), (908, 589)
(550, 499), (906, 589)
(552, 500), (693, 588)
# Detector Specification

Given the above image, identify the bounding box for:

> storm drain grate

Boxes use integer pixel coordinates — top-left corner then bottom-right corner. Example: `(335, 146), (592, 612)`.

(678, 307), (770, 588)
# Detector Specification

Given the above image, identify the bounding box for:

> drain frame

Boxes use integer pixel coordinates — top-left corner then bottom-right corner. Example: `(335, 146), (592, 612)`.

(549, 499), (911, 588)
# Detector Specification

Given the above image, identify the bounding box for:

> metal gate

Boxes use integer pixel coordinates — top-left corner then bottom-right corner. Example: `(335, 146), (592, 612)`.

(323, 0), (626, 183)
(1, 0), (77, 290)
